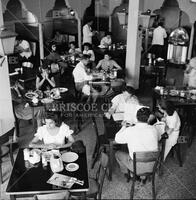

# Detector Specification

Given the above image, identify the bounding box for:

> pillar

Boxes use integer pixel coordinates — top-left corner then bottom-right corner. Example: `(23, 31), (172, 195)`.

(38, 23), (44, 60)
(125, 0), (142, 89)
(0, 0), (15, 136)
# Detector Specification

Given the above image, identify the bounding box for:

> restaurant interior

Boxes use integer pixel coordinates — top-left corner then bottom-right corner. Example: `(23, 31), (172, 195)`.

(1, 0), (196, 199)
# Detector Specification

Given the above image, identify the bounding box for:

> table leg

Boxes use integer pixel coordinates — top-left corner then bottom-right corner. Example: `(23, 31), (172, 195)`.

(108, 140), (113, 181)
(10, 195), (16, 200)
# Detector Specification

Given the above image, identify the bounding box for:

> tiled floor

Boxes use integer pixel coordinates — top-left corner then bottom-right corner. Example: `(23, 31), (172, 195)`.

(1, 70), (196, 199)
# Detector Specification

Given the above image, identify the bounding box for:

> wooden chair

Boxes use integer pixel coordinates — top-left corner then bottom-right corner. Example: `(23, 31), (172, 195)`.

(0, 128), (17, 184)
(72, 151), (108, 200)
(129, 151), (160, 200)
(91, 116), (120, 181)
(34, 191), (70, 200)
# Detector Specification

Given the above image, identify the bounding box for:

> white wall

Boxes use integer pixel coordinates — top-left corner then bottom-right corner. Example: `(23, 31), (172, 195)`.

(0, 57), (14, 136)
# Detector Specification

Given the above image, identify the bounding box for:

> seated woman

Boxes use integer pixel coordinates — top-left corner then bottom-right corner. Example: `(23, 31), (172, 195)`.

(10, 78), (43, 127)
(157, 100), (181, 160)
(183, 57), (196, 88)
(36, 63), (56, 91)
(83, 42), (95, 62)
(96, 51), (122, 71)
(30, 112), (74, 148)
(68, 41), (81, 56)
(45, 43), (68, 75)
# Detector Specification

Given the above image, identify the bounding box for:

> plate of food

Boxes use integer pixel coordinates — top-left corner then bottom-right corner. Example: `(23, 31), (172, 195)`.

(61, 152), (78, 163)
(41, 98), (54, 104)
(25, 91), (38, 99)
(66, 163), (79, 172)
(51, 87), (68, 94)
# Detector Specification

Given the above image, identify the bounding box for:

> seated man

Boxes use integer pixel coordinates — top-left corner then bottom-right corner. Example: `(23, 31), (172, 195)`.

(72, 54), (98, 102)
(103, 86), (140, 139)
(99, 32), (112, 48)
(115, 107), (159, 177)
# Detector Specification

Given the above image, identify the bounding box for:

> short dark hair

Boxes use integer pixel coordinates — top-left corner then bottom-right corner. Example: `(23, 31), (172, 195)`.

(104, 50), (112, 57)
(137, 107), (151, 123)
(158, 21), (164, 27)
(160, 100), (175, 116)
(69, 41), (76, 46)
(122, 85), (136, 95)
(81, 54), (90, 60)
(44, 111), (61, 127)
(106, 32), (112, 36)
(83, 42), (92, 49)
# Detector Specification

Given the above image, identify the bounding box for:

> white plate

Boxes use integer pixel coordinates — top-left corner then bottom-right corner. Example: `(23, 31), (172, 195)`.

(61, 152), (78, 163)
(25, 92), (38, 99)
(59, 87), (68, 93)
(41, 98), (54, 104)
(189, 89), (196, 95)
(66, 163), (79, 172)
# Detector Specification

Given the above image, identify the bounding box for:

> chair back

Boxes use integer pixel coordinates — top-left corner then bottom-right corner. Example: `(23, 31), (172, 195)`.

(96, 152), (109, 200)
(34, 191), (70, 200)
(133, 151), (160, 176)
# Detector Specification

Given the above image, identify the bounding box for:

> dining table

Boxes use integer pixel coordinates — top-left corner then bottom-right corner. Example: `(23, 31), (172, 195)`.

(6, 148), (89, 200)
(153, 86), (196, 146)
(25, 88), (77, 133)
(89, 70), (125, 99)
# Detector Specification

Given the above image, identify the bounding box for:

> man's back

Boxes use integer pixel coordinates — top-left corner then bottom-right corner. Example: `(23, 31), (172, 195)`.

(152, 26), (167, 46)
(115, 123), (159, 159)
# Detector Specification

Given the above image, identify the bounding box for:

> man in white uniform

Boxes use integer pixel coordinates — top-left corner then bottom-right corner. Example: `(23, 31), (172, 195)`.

(151, 22), (167, 59)
(83, 20), (94, 44)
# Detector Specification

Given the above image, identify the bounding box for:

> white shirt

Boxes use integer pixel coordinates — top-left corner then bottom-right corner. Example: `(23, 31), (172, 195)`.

(72, 61), (92, 95)
(34, 123), (73, 145)
(19, 40), (32, 58)
(111, 94), (126, 113)
(111, 94), (138, 113)
(115, 123), (159, 159)
(188, 69), (196, 88)
(100, 36), (112, 47)
(72, 61), (92, 83)
(165, 111), (181, 145)
(83, 24), (93, 44)
(152, 26), (167, 46)
(83, 49), (95, 61)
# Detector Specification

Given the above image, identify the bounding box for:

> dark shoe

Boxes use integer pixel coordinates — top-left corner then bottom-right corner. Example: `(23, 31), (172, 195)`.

(124, 173), (132, 182)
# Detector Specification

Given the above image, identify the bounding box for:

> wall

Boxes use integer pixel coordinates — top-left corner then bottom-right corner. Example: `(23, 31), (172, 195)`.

(143, 0), (196, 24)
(0, 57), (14, 136)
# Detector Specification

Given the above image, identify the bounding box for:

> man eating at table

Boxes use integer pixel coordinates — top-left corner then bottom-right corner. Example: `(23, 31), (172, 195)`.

(115, 107), (159, 179)
(72, 54), (99, 102)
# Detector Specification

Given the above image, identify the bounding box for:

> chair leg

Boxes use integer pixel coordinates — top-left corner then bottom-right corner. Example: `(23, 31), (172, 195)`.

(130, 177), (135, 199)
(175, 144), (182, 167)
(0, 160), (2, 184)
(91, 142), (100, 169)
(152, 174), (156, 200)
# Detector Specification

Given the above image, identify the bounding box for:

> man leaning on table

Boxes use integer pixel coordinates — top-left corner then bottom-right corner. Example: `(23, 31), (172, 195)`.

(72, 54), (99, 102)
(115, 107), (159, 178)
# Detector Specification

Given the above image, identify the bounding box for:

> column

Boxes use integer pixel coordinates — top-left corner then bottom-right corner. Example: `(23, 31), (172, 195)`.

(125, 0), (141, 89)
(38, 23), (44, 60)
